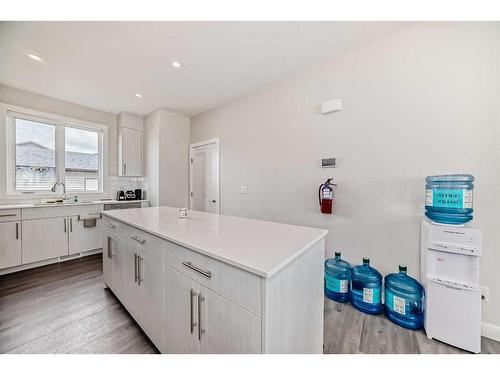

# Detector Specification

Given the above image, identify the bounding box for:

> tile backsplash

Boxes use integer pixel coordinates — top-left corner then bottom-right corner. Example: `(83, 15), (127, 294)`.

(106, 176), (148, 200)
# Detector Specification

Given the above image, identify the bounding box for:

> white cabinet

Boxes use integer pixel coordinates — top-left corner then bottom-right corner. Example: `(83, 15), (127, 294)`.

(165, 266), (201, 354)
(139, 251), (165, 352)
(163, 265), (260, 354)
(0, 221), (21, 269)
(68, 215), (102, 255)
(22, 217), (69, 264)
(200, 285), (261, 354)
(118, 112), (143, 177)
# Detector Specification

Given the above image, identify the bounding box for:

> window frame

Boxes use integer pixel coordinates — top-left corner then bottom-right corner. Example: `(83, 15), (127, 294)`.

(6, 107), (108, 197)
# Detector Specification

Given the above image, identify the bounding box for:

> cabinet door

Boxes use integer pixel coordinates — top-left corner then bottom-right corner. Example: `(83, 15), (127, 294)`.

(164, 266), (201, 353)
(68, 216), (103, 254)
(111, 237), (139, 315)
(22, 218), (68, 264)
(102, 233), (114, 289)
(0, 221), (22, 269)
(139, 251), (165, 352)
(122, 127), (142, 176)
(199, 286), (261, 354)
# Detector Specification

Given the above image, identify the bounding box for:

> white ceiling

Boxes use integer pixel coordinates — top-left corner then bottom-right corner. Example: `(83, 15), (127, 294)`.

(0, 22), (408, 117)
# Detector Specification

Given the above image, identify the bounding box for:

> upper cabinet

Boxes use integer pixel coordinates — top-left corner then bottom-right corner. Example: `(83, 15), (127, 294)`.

(117, 112), (143, 176)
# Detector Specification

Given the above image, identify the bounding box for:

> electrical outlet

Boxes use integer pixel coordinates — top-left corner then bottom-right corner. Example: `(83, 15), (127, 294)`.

(480, 286), (489, 303)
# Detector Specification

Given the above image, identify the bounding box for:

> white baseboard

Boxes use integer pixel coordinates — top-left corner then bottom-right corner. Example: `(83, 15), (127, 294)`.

(482, 322), (500, 342)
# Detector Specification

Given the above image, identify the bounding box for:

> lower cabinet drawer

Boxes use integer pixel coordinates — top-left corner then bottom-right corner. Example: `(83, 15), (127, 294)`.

(0, 209), (21, 223)
(166, 240), (262, 317)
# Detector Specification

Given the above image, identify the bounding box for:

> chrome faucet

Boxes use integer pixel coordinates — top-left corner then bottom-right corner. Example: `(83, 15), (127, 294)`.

(51, 181), (67, 200)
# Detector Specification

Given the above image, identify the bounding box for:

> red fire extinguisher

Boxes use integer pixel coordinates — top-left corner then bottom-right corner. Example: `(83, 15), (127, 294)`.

(319, 178), (337, 214)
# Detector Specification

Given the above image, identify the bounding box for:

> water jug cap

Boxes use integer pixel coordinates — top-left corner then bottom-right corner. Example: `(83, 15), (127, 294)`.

(334, 252), (341, 257)
(399, 265), (407, 273)
(362, 257), (370, 265)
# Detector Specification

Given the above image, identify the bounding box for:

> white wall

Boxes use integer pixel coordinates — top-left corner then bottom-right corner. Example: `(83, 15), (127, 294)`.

(0, 84), (119, 199)
(191, 23), (500, 332)
(143, 108), (190, 207)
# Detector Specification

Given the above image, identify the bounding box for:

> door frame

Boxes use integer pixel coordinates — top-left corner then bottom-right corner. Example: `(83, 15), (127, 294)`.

(189, 138), (220, 214)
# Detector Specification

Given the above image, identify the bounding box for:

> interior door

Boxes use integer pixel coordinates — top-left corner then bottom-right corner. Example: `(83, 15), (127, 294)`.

(0, 221), (22, 269)
(68, 215), (103, 254)
(21, 217), (68, 264)
(199, 285), (261, 354)
(190, 140), (219, 213)
(139, 251), (165, 352)
(164, 265), (201, 353)
(122, 127), (142, 176)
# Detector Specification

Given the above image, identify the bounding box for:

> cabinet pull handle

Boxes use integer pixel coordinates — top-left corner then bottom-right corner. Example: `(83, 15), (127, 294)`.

(70, 218), (73, 232)
(190, 289), (198, 333)
(107, 236), (112, 259)
(138, 256), (143, 285)
(182, 261), (212, 279)
(104, 222), (116, 229)
(0, 213), (17, 218)
(134, 253), (138, 282)
(198, 293), (205, 340)
(131, 235), (146, 244)
(123, 163), (127, 175)
(64, 218), (67, 233)
(15, 222), (19, 240)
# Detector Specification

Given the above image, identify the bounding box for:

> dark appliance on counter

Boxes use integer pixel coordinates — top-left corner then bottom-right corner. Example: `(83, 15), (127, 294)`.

(116, 190), (126, 201)
(125, 190), (136, 200)
(134, 189), (142, 200)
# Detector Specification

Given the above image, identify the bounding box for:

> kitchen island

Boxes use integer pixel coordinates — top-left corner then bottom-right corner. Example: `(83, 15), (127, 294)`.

(101, 206), (327, 354)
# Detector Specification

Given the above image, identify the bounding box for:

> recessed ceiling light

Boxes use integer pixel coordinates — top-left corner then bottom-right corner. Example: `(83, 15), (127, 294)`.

(171, 61), (182, 69)
(28, 53), (43, 62)
(135, 93), (143, 98)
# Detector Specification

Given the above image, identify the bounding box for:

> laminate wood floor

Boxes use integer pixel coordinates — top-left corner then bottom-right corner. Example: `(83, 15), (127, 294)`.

(1, 254), (498, 354)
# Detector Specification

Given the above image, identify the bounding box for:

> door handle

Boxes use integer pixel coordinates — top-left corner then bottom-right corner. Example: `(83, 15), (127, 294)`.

(190, 289), (198, 333)
(198, 293), (205, 341)
(15, 222), (19, 240)
(0, 213), (17, 218)
(134, 253), (138, 282)
(64, 218), (67, 233)
(70, 218), (73, 232)
(131, 235), (146, 244)
(123, 163), (127, 175)
(138, 256), (143, 285)
(182, 261), (212, 279)
(107, 237), (112, 259)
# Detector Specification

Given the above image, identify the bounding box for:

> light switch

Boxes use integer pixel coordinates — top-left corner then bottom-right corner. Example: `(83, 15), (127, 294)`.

(240, 186), (248, 194)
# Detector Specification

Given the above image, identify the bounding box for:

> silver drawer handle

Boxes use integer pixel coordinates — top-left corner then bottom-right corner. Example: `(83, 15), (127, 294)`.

(190, 289), (198, 333)
(104, 222), (116, 229)
(131, 235), (146, 244)
(0, 213), (17, 218)
(198, 293), (205, 340)
(182, 261), (212, 279)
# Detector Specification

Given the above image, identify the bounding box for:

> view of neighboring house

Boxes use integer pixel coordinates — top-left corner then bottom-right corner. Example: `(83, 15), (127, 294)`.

(15, 141), (99, 191)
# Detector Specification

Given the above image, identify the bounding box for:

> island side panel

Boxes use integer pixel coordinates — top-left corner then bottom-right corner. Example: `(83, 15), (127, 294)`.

(262, 238), (325, 353)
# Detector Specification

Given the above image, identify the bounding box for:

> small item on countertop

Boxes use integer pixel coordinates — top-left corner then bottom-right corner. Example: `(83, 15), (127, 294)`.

(178, 208), (188, 218)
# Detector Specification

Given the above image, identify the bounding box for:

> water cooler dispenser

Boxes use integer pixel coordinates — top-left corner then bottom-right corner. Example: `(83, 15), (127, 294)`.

(420, 220), (482, 353)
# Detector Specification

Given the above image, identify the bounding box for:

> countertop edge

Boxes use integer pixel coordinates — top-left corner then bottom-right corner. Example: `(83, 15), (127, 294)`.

(102, 211), (328, 278)
(0, 200), (148, 210)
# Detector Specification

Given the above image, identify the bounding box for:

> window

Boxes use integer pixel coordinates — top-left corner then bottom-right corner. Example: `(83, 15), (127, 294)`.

(8, 111), (105, 194)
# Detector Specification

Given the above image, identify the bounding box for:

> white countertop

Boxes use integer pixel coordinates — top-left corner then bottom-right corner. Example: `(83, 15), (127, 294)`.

(0, 199), (148, 210)
(102, 206), (327, 278)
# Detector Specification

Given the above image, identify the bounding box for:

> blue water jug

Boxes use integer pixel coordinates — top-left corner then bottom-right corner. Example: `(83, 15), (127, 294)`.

(425, 174), (474, 224)
(384, 265), (424, 330)
(324, 252), (351, 303)
(351, 258), (383, 315)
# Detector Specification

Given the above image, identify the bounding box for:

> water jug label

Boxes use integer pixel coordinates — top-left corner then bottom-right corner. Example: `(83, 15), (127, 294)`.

(363, 287), (381, 304)
(385, 290), (407, 316)
(427, 188), (472, 209)
(325, 276), (349, 294)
